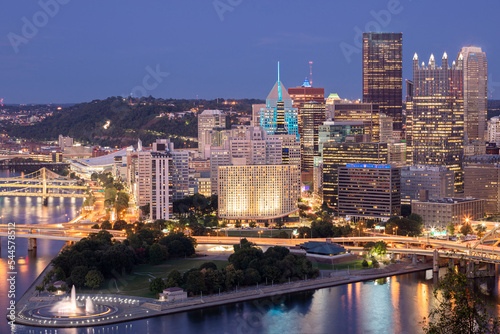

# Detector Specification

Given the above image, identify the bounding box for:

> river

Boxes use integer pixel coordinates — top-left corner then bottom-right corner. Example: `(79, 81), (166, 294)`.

(2, 170), (500, 334)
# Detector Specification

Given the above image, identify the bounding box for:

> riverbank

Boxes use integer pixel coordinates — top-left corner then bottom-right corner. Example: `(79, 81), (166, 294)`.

(12, 261), (433, 329)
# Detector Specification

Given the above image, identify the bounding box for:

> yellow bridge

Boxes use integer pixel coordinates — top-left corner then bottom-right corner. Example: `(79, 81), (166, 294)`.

(0, 168), (88, 202)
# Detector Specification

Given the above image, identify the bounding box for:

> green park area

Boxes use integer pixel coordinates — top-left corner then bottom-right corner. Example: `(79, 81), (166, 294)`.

(79, 258), (229, 299)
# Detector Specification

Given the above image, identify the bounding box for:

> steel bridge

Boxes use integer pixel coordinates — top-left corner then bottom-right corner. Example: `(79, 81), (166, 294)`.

(0, 168), (88, 203)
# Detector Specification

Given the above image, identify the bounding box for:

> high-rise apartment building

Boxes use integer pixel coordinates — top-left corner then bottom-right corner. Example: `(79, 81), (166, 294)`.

(323, 142), (388, 208)
(300, 101), (325, 170)
(460, 46), (488, 142)
(338, 164), (401, 219)
(151, 151), (173, 220)
(171, 151), (189, 201)
(362, 32), (403, 130)
(410, 52), (464, 192)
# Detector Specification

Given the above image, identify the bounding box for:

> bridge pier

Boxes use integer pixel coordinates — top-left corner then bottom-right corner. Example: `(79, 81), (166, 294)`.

(412, 253), (418, 265)
(467, 261), (475, 278)
(449, 258), (455, 269)
(487, 263), (496, 277)
(28, 238), (37, 251)
(43, 197), (48, 206)
(433, 249), (439, 272)
(459, 259), (466, 273)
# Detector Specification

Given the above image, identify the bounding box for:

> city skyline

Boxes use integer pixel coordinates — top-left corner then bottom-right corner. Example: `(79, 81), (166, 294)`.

(1, 1), (499, 104)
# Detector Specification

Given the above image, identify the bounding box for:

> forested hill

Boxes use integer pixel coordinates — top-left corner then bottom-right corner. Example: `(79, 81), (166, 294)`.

(5, 97), (262, 148)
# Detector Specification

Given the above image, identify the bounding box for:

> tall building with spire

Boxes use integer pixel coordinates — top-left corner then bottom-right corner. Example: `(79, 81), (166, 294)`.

(460, 46), (488, 142)
(409, 52), (464, 192)
(259, 62), (299, 140)
(362, 32), (403, 131)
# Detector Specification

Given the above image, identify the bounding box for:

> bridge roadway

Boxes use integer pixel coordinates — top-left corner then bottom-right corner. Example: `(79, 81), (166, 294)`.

(2, 229), (500, 264)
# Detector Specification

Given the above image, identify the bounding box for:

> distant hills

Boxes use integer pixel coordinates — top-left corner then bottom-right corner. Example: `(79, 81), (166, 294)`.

(4, 97), (262, 148)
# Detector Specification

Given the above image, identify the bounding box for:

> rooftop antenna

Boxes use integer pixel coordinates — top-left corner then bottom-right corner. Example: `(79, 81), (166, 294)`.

(309, 61), (313, 86)
(278, 61), (282, 101)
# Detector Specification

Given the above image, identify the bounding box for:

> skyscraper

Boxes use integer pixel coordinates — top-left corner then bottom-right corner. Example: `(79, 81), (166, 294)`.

(322, 142), (388, 208)
(362, 32), (403, 130)
(259, 63), (299, 140)
(460, 46), (488, 142)
(300, 101), (325, 170)
(410, 52), (464, 192)
(198, 110), (228, 158)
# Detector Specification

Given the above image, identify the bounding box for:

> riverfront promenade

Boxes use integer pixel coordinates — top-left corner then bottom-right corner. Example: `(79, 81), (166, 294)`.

(12, 261), (432, 328)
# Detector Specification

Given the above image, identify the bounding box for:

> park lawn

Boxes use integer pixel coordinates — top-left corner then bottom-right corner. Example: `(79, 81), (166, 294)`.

(78, 258), (229, 299)
(225, 229), (294, 238)
(312, 260), (367, 271)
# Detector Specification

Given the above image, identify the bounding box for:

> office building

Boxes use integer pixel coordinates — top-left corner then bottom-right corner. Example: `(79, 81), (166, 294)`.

(210, 149), (231, 195)
(171, 151), (189, 200)
(323, 142), (388, 208)
(198, 110), (228, 157)
(288, 83), (325, 110)
(300, 101), (325, 170)
(318, 121), (365, 154)
(460, 46), (488, 142)
(218, 164), (300, 222)
(410, 52), (464, 192)
(259, 64), (299, 140)
(58, 135), (73, 148)
(412, 197), (485, 227)
(379, 114), (394, 143)
(363, 32), (403, 130)
(401, 165), (454, 205)
(330, 100), (380, 141)
(338, 164), (401, 219)
(464, 164), (500, 214)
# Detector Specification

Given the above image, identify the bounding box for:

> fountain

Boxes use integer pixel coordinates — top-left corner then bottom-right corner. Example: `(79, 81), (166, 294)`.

(29, 285), (118, 323)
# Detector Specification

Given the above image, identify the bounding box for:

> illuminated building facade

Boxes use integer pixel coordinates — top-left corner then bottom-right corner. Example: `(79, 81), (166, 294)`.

(198, 110), (228, 158)
(338, 164), (401, 219)
(363, 32), (403, 130)
(318, 121), (365, 154)
(460, 46), (488, 142)
(323, 142), (388, 208)
(411, 52), (464, 192)
(412, 197), (484, 227)
(288, 85), (325, 110)
(218, 164), (300, 221)
(331, 100), (380, 141)
(260, 63), (299, 140)
(464, 163), (500, 214)
(300, 101), (325, 170)
(151, 151), (173, 220)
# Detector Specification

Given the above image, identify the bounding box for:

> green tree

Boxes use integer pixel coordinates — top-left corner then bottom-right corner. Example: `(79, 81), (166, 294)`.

(363, 241), (387, 257)
(249, 221), (257, 228)
(69, 266), (89, 288)
(460, 223), (473, 236)
(422, 268), (500, 334)
(149, 243), (167, 265)
(101, 220), (112, 230)
(166, 269), (183, 288)
(115, 191), (129, 218)
(113, 220), (127, 231)
(446, 223), (455, 236)
(140, 203), (150, 217)
(475, 224), (487, 238)
(84, 270), (104, 290)
(185, 270), (206, 295)
(149, 277), (166, 294)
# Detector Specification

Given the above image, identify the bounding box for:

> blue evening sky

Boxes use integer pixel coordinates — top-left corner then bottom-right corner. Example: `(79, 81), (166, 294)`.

(1, 0), (499, 104)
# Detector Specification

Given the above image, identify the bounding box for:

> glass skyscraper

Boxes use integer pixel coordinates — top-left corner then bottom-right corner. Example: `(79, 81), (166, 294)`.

(460, 46), (488, 142)
(409, 52), (464, 192)
(362, 32), (403, 131)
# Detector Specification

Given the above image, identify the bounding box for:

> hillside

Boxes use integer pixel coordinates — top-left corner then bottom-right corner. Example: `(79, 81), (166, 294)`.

(5, 97), (262, 148)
